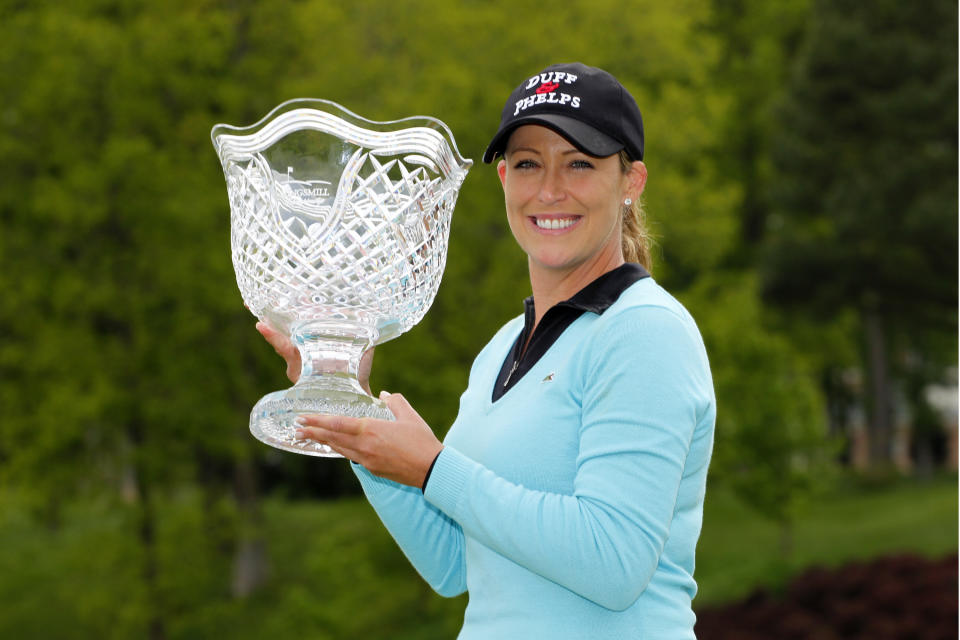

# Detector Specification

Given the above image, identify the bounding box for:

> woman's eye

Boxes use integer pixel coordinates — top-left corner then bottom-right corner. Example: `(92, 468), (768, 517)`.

(571, 159), (594, 169)
(513, 159), (538, 169)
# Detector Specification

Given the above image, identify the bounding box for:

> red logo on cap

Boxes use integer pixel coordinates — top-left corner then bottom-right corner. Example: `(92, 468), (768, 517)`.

(535, 81), (559, 94)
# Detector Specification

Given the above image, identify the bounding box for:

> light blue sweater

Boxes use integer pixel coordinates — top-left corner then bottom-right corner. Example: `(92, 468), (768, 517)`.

(354, 277), (715, 638)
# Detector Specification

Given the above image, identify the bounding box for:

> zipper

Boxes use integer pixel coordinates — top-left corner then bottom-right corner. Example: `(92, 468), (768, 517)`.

(503, 359), (520, 388)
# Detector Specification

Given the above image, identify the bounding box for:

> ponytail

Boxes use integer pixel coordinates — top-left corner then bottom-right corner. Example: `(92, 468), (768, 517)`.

(618, 151), (653, 271)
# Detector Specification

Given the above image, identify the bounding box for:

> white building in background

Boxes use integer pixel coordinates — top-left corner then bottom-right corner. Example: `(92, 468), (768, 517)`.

(925, 366), (958, 470)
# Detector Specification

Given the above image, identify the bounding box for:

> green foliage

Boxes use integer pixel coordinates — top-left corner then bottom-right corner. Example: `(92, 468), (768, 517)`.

(695, 472), (958, 605)
(683, 273), (838, 533)
(707, 0), (812, 251)
(757, 0), (958, 465)
(0, 0), (264, 492)
(0, 489), (467, 640)
(0, 476), (955, 637)
(762, 0), (958, 333)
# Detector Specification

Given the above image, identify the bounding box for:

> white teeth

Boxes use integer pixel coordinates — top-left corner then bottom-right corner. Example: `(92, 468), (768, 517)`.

(535, 217), (577, 230)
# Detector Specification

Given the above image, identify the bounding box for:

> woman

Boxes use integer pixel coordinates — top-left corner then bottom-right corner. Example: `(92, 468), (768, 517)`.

(259, 62), (716, 639)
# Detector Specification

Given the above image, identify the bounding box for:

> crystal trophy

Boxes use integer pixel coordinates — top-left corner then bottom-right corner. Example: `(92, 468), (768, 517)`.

(212, 99), (472, 456)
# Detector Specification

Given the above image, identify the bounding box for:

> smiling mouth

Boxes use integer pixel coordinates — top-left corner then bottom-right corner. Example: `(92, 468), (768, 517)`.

(533, 216), (580, 230)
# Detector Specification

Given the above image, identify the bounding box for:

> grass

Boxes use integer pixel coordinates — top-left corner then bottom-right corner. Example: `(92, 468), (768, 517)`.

(694, 472), (958, 606)
(0, 473), (954, 638)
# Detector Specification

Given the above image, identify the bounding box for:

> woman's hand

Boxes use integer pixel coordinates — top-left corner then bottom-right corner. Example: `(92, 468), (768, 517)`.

(256, 321), (375, 393)
(256, 322), (302, 383)
(294, 392), (443, 488)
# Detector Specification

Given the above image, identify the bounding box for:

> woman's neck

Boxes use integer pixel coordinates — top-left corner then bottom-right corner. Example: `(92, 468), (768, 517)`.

(527, 251), (625, 329)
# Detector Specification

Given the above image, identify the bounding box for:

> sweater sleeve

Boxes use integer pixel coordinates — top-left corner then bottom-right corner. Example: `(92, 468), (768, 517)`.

(423, 305), (710, 611)
(346, 319), (525, 599)
(352, 463), (467, 597)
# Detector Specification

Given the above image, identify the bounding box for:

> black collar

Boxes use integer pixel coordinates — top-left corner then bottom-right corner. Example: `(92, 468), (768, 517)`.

(525, 261), (651, 317)
(493, 263), (650, 402)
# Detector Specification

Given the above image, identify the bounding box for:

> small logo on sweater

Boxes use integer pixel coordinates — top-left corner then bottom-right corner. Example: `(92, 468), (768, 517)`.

(541, 372), (555, 383)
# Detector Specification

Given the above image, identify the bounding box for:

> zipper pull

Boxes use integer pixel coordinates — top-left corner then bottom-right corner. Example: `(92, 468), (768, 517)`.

(503, 360), (519, 388)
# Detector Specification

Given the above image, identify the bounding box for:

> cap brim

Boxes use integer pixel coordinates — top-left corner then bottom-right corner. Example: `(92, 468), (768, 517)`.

(482, 113), (624, 164)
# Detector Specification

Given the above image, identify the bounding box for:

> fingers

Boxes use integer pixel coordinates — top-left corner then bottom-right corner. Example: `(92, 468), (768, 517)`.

(295, 415), (377, 464)
(256, 321), (291, 354)
(294, 398), (441, 486)
(296, 426), (364, 462)
(256, 322), (302, 382)
(296, 414), (368, 436)
(379, 391), (421, 422)
(358, 347), (375, 395)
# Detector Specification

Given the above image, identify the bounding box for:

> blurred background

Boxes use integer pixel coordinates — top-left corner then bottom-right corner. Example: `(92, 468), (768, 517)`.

(0, 0), (956, 638)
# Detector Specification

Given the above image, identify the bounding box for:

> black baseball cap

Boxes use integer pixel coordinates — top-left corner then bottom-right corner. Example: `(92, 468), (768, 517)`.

(482, 62), (644, 164)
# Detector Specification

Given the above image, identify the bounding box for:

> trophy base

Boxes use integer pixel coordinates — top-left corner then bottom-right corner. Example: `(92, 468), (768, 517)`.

(249, 383), (394, 457)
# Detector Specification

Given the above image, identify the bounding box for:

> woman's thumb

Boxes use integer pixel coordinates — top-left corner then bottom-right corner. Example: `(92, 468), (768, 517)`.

(379, 390), (416, 421)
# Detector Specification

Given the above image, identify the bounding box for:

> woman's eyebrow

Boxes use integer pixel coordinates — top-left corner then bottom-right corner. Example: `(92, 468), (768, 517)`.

(506, 146), (541, 156)
(506, 146), (583, 156)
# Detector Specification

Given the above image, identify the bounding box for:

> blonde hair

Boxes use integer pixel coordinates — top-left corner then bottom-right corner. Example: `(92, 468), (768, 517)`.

(618, 151), (653, 271)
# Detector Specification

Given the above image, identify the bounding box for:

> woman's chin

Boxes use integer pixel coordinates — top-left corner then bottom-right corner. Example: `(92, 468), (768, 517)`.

(528, 252), (582, 273)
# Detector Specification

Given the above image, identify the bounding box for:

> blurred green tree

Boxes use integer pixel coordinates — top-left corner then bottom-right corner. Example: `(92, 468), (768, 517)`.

(0, 2), (281, 636)
(708, 0), (811, 255)
(669, 0), (841, 546)
(684, 273), (837, 557)
(761, 0), (958, 466)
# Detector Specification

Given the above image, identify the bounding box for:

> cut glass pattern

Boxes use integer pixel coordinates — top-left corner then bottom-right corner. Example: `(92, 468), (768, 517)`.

(212, 99), (471, 456)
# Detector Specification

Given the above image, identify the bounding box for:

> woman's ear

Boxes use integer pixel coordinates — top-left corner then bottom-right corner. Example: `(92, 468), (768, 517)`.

(497, 159), (507, 187)
(625, 161), (647, 201)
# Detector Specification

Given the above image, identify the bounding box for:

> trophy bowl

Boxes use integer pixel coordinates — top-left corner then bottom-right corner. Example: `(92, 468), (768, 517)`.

(212, 99), (472, 457)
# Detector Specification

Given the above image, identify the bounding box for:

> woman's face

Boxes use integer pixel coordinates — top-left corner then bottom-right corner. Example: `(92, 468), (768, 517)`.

(497, 125), (645, 278)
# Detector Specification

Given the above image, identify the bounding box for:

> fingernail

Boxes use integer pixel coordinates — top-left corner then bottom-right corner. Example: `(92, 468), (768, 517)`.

(294, 429), (305, 440)
(294, 416), (307, 425)
(379, 391), (391, 400)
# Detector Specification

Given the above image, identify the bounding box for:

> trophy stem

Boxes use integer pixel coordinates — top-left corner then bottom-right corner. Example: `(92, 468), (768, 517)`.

(247, 321), (394, 457)
(294, 321), (372, 394)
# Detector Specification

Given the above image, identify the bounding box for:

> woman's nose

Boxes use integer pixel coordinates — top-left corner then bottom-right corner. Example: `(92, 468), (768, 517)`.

(538, 166), (566, 204)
